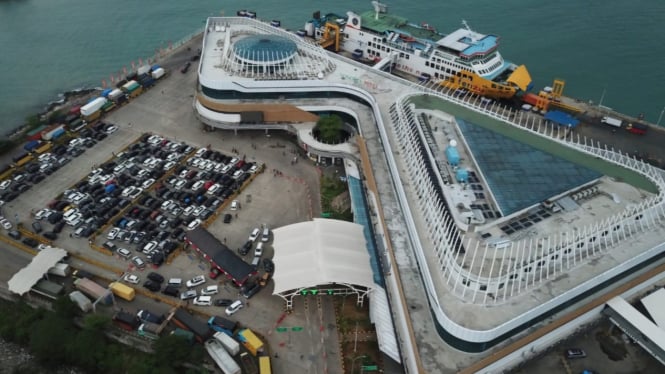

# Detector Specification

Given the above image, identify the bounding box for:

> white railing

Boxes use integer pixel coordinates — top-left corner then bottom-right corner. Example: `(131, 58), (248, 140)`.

(391, 89), (665, 305)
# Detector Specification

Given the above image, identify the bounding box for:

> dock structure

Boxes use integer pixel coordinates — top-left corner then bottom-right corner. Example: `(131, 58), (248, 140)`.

(191, 16), (665, 373)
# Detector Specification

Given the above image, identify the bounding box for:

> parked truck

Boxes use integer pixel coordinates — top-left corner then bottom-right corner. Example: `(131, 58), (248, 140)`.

(82, 109), (101, 122)
(151, 67), (166, 80)
(12, 152), (33, 167)
(68, 291), (92, 313)
(600, 116), (622, 128)
(42, 125), (66, 141)
(627, 122), (648, 135)
(74, 277), (112, 305)
(171, 328), (195, 344)
(205, 339), (242, 374)
(113, 310), (140, 331)
(172, 308), (212, 343)
(80, 97), (107, 116)
(138, 322), (161, 340)
(236, 328), (264, 356)
(24, 140), (41, 152)
(208, 316), (238, 336)
(109, 281), (135, 301)
(34, 141), (52, 154)
(213, 331), (240, 355)
(47, 262), (71, 277)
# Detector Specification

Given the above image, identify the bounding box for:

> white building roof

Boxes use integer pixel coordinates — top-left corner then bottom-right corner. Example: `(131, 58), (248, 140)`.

(7, 247), (68, 296)
(271, 218), (374, 294)
(641, 288), (665, 329)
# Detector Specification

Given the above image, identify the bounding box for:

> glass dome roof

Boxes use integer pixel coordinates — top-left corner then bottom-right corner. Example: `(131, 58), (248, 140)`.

(233, 35), (298, 63)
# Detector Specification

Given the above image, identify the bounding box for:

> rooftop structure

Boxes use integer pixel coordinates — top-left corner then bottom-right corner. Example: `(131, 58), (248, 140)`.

(194, 15), (665, 372)
(7, 247), (68, 295)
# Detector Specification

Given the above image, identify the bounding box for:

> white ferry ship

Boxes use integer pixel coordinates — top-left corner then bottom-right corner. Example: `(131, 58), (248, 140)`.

(304, 1), (533, 99)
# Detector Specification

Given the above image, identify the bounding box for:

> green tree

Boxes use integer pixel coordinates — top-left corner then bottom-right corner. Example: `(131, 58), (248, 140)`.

(52, 296), (78, 320)
(83, 313), (111, 332)
(316, 115), (344, 144)
(153, 335), (192, 369)
(29, 315), (75, 366)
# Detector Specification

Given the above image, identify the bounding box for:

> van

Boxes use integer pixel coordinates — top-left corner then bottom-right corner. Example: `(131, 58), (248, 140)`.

(168, 278), (182, 287)
(225, 300), (243, 316)
(201, 285), (218, 296)
(261, 227), (270, 242)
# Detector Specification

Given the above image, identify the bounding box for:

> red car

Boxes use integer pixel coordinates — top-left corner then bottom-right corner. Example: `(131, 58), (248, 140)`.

(210, 268), (221, 279)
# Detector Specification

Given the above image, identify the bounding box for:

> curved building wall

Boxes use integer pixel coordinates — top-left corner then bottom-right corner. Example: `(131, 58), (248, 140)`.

(195, 74), (665, 352)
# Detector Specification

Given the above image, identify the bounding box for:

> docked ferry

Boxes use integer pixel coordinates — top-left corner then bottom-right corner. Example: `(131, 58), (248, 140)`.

(304, 1), (533, 99)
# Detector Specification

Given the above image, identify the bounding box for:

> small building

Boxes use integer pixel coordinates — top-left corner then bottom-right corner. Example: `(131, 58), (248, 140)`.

(185, 228), (255, 286)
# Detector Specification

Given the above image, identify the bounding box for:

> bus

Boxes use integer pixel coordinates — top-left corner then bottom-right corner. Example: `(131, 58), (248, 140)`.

(259, 356), (271, 374)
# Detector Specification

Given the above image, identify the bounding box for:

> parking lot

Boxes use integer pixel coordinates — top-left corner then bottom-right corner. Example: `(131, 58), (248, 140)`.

(0, 54), (338, 371)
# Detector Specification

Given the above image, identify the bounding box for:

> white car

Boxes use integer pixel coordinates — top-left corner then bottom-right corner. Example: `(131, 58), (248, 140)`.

(192, 206), (205, 217)
(187, 218), (202, 231)
(142, 241), (158, 254)
(232, 170), (244, 179)
(179, 169), (190, 178)
(107, 227), (120, 240)
(220, 165), (232, 174)
(121, 186), (136, 197)
(206, 183), (221, 196)
(174, 179), (187, 190)
(186, 275), (206, 288)
(0, 180), (12, 190)
(117, 248), (132, 258)
(183, 205), (196, 216)
(35, 208), (52, 220)
(248, 228), (260, 242)
(225, 300), (244, 316)
(147, 135), (162, 144)
(193, 296), (212, 306)
(124, 274), (140, 284)
(161, 199), (173, 210)
(200, 285), (219, 296)
(254, 242), (264, 257)
(163, 161), (176, 171)
(127, 187), (143, 199)
(249, 165), (258, 174)
(105, 125), (118, 134)
(137, 169), (149, 179)
(195, 147), (207, 157)
(192, 180), (205, 190)
(0, 218), (12, 230)
(230, 200), (239, 211)
(142, 178), (155, 189)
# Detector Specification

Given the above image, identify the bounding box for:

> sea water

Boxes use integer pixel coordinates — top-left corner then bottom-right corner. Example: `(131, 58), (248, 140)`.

(1, 0), (664, 134)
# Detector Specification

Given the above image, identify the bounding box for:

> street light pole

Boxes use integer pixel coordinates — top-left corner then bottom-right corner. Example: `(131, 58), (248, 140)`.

(657, 105), (665, 126)
(351, 355), (367, 374)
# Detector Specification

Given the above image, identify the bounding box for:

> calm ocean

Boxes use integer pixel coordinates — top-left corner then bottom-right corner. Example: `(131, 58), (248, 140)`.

(1, 0), (664, 134)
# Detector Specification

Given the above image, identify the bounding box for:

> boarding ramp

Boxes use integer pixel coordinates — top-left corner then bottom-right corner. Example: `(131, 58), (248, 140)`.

(603, 296), (665, 365)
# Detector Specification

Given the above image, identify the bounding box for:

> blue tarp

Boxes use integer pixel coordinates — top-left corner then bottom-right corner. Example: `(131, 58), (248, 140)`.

(544, 110), (580, 128)
(456, 168), (469, 183)
(101, 89), (113, 97)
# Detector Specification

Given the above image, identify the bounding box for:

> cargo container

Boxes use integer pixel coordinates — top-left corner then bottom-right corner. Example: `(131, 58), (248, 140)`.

(47, 262), (71, 277)
(101, 101), (116, 113)
(208, 316), (238, 336)
(42, 125), (66, 141)
(74, 277), (112, 305)
(31, 279), (64, 300)
(82, 110), (101, 122)
(24, 140), (41, 152)
(205, 340), (242, 374)
(213, 331), (240, 355)
(34, 142), (52, 154)
(172, 308), (212, 343)
(80, 97), (108, 116)
(138, 322), (161, 340)
(259, 356), (272, 374)
(26, 125), (48, 141)
(69, 106), (81, 115)
(122, 80), (140, 92)
(171, 328), (195, 344)
(236, 328), (264, 356)
(12, 152), (33, 167)
(69, 291), (92, 312)
(128, 85), (143, 98)
(109, 282), (135, 301)
(113, 310), (140, 331)
(139, 77), (155, 88)
(68, 118), (85, 132)
(151, 68), (165, 80)
(114, 94), (128, 105)
(108, 88), (124, 101)
(137, 65), (151, 75)
(627, 122), (648, 135)
(101, 88), (113, 98)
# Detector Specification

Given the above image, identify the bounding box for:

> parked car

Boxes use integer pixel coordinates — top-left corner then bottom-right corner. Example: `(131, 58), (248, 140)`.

(193, 296), (212, 306)
(565, 348), (587, 359)
(124, 274), (140, 284)
(200, 285), (218, 296)
(225, 300), (244, 316)
(180, 289), (197, 300)
(147, 272), (165, 283)
(143, 280), (161, 292)
(215, 299), (233, 307)
(186, 275), (206, 288)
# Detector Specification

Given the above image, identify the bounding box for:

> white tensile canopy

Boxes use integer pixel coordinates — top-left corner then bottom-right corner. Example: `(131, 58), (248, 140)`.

(8, 247), (68, 296)
(271, 218), (374, 295)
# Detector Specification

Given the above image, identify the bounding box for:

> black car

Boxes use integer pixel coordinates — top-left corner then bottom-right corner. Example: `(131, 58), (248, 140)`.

(31, 221), (43, 233)
(162, 285), (179, 297)
(43, 231), (58, 240)
(22, 237), (39, 248)
(223, 214), (232, 224)
(263, 258), (274, 273)
(242, 283), (261, 299)
(239, 241), (252, 256)
(214, 299), (233, 307)
(52, 221), (65, 233)
(143, 280), (160, 292)
(147, 272), (165, 283)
